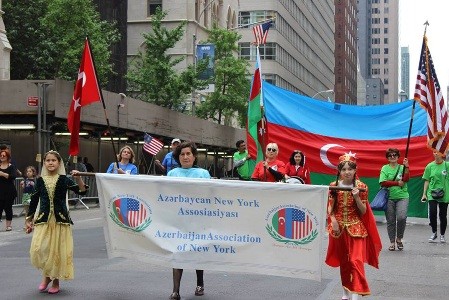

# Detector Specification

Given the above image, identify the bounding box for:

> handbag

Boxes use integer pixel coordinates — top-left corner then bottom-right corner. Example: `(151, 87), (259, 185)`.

(370, 188), (389, 211)
(431, 188), (445, 199)
(370, 165), (402, 211)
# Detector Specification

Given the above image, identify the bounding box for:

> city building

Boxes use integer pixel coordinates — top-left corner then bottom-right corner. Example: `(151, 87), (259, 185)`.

(237, 0), (335, 99)
(334, 0), (357, 104)
(357, 0), (399, 104)
(365, 77), (384, 105)
(0, 0), (11, 80)
(400, 46), (410, 99)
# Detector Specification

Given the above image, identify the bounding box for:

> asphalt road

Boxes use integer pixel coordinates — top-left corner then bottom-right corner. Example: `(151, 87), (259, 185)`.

(1, 207), (448, 300)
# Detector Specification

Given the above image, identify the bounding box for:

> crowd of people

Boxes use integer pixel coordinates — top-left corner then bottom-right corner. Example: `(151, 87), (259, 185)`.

(2, 139), (448, 298)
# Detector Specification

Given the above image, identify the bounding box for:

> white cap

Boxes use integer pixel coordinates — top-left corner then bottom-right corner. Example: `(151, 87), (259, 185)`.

(171, 138), (181, 144)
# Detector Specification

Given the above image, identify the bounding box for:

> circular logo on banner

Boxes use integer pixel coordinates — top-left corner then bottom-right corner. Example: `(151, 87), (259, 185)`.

(266, 206), (318, 245)
(109, 196), (152, 232)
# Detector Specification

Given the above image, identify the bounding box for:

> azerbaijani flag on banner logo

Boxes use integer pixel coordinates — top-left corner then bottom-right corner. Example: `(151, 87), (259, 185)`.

(251, 82), (432, 217)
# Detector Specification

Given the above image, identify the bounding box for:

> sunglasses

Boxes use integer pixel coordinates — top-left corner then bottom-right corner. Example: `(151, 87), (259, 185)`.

(387, 154), (398, 158)
(267, 148), (277, 152)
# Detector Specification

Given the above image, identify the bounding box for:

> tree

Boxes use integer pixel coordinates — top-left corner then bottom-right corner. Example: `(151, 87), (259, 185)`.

(126, 7), (207, 110)
(3, 0), (120, 85)
(195, 25), (250, 127)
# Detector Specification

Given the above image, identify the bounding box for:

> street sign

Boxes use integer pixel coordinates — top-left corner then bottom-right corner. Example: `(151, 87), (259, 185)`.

(27, 96), (39, 107)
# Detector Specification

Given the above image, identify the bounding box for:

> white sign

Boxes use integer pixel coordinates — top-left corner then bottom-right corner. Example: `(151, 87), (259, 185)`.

(96, 174), (328, 280)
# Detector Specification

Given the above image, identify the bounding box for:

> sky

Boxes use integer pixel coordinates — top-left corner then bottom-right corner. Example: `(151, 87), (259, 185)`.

(399, 0), (448, 99)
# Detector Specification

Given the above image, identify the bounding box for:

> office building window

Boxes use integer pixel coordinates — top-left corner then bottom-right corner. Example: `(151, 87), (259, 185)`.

(147, 0), (162, 16)
(384, 38), (388, 44)
(384, 18), (389, 24)
(263, 74), (276, 85)
(238, 10), (276, 28)
(384, 89), (389, 95)
(238, 43), (276, 60)
(384, 48), (389, 54)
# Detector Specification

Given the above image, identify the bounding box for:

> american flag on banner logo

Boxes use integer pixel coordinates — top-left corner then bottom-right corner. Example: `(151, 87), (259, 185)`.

(291, 209), (312, 239)
(126, 198), (147, 228)
(276, 208), (313, 239)
(414, 34), (449, 155)
(252, 20), (273, 45)
(143, 133), (164, 155)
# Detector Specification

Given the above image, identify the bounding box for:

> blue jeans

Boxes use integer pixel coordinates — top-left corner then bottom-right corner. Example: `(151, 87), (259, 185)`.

(385, 198), (409, 243)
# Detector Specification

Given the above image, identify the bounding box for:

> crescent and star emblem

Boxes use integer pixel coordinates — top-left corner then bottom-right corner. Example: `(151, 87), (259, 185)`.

(278, 217), (285, 225)
(320, 144), (345, 169)
(72, 71), (86, 112)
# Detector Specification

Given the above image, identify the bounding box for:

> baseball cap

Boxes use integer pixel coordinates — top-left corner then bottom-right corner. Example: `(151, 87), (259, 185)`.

(171, 138), (181, 144)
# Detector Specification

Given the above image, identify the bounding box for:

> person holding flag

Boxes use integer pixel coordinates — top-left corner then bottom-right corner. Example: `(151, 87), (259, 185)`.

(251, 142), (285, 182)
(106, 146), (138, 175)
(155, 138), (181, 174)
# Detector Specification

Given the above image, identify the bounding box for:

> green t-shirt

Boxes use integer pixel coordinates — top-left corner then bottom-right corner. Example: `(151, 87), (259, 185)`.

(379, 164), (409, 200)
(233, 150), (254, 180)
(422, 161), (449, 203)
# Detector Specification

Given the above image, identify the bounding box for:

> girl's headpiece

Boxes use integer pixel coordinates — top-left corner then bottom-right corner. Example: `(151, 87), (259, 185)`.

(339, 152), (357, 163)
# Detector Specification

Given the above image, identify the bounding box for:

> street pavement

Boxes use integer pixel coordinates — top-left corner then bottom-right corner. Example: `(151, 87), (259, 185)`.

(1, 206), (448, 300)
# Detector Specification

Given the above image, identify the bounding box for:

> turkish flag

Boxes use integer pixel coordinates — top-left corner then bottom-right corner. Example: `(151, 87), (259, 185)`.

(67, 38), (101, 156)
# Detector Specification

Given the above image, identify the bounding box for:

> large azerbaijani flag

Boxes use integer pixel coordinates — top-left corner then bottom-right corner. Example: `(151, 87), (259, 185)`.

(248, 82), (433, 217)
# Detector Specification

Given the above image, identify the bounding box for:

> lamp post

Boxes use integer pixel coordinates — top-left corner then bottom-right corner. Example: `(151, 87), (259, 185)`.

(312, 89), (334, 102)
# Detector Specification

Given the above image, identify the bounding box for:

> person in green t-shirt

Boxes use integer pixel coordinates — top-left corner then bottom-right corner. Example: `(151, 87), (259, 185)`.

(379, 148), (410, 251)
(421, 150), (449, 243)
(233, 140), (254, 180)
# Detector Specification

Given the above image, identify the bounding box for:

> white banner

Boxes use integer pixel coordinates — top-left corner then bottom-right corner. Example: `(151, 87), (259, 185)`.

(96, 174), (328, 280)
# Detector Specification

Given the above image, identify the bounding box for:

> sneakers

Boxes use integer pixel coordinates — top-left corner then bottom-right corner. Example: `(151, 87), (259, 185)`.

(429, 233), (438, 243)
(194, 286), (204, 296)
(441, 235), (446, 243)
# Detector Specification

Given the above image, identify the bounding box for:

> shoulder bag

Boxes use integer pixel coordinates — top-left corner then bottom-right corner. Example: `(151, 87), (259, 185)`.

(370, 166), (402, 211)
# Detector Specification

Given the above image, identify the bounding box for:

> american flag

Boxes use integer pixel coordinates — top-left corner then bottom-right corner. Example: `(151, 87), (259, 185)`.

(143, 133), (164, 155)
(414, 35), (449, 155)
(291, 209), (312, 239)
(126, 198), (147, 228)
(276, 208), (313, 239)
(252, 20), (273, 45)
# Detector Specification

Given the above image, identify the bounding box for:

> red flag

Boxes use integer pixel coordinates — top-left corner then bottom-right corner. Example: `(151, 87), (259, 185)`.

(67, 38), (101, 156)
(413, 34), (449, 155)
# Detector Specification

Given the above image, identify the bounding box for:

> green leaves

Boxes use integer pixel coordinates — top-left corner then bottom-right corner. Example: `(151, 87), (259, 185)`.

(3, 0), (120, 85)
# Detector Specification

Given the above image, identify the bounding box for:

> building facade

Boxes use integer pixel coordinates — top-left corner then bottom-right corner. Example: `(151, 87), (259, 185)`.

(237, 0), (335, 98)
(0, 0), (12, 80)
(400, 46), (410, 99)
(334, 0), (357, 104)
(357, 0), (399, 104)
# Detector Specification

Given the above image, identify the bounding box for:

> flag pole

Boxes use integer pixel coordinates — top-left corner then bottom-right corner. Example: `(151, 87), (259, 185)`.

(256, 45), (267, 181)
(404, 24), (429, 174)
(86, 37), (120, 169)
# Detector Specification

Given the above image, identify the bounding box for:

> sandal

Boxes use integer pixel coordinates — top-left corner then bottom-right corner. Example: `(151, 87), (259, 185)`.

(5, 226), (12, 231)
(396, 241), (404, 251)
(388, 244), (395, 251)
